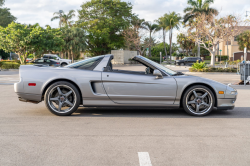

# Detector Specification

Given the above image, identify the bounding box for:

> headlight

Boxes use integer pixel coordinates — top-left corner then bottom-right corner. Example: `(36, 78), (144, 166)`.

(231, 91), (237, 95)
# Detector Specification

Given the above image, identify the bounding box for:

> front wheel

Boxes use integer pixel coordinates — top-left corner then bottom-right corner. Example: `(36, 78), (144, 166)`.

(45, 81), (80, 116)
(182, 85), (215, 116)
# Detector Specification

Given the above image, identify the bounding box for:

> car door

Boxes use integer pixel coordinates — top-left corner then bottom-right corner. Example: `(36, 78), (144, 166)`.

(33, 59), (44, 65)
(101, 71), (177, 105)
(44, 59), (52, 66)
(192, 58), (198, 64)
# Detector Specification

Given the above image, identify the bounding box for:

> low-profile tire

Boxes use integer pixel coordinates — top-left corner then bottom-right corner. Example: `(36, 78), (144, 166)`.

(182, 85), (215, 116)
(61, 63), (67, 67)
(44, 81), (80, 116)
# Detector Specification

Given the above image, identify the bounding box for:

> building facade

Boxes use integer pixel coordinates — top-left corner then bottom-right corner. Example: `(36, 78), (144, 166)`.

(218, 27), (250, 61)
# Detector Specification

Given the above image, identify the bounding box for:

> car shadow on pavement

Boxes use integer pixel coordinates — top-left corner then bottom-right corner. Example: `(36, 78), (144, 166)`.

(72, 107), (250, 118)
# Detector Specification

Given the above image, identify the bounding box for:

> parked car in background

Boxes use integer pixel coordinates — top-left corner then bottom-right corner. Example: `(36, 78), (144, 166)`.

(30, 58), (60, 67)
(42, 54), (71, 67)
(175, 57), (202, 66)
(26, 58), (32, 63)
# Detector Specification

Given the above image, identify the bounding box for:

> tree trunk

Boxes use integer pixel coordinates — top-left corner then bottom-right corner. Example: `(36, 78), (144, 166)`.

(149, 31), (152, 57)
(163, 28), (167, 58)
(17, 53), (23, 65)
(210, 45), (216, 67)
(197, 42), (200, 57)
(169, 28), (172, 61)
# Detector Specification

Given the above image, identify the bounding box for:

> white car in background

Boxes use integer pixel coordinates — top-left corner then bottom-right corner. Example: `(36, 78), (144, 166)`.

(43, 54), (71, 67)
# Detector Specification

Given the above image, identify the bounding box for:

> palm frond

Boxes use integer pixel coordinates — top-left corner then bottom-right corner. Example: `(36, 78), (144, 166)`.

(51, 16), (60, 21)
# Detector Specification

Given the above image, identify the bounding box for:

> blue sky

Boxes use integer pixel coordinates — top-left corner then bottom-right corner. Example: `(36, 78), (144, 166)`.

(3, 0), (250, 43)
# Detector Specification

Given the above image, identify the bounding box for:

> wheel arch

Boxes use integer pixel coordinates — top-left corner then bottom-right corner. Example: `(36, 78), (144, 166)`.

(61, 62), (68, 66)
(180, 83), (217, 108)
(42, 79), (83, 104)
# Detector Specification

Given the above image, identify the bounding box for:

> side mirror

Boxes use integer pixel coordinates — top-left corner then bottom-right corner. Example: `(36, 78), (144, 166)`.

(153, 69), (163, 79)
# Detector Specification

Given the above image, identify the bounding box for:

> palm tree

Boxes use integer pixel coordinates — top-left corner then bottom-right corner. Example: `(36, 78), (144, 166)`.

(183, 0), (218, 23)
(183, 0), (218, 57)
(156, 17), (168, 57)
(62, 27), (87, 62)
(51, 10), (76, 28)
(164, 12), (182, 61)
(143, 21), (159, 57)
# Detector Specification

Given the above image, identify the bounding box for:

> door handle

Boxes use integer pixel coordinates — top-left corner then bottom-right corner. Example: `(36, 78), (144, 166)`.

(107, 75), (109, 77)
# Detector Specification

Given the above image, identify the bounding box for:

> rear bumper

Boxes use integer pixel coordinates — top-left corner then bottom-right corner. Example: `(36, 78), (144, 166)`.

(16, 92), (42, 102)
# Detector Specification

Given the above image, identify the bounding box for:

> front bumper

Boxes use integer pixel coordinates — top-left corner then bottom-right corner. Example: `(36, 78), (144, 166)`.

(217, 98), (236, 110)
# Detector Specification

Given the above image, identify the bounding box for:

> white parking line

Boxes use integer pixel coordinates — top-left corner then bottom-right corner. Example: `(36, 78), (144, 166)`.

(138, 152), (152, 166)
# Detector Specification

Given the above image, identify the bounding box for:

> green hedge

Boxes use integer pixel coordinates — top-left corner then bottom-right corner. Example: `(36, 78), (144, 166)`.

(189, 67), (236, 72)
(204, 56), (229, 61)
(215, 55), (228, 61)
(205, 56), (211, 60)
(147, 57), (164, 63)
(0, 62), (20, 69)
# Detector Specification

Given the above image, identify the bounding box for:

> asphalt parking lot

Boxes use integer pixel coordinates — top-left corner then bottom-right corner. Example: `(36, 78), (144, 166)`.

(1, 69), (250, 166)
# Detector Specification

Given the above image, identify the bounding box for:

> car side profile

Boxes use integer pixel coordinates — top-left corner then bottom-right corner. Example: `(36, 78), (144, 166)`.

(14, 54), (237, 116)
(43, 54), (71, 67)
(30, 58), (60, 67)
(175, 57), (202, 66)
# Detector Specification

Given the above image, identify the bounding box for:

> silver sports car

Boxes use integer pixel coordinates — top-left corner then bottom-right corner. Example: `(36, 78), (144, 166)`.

(14, 54), (237, 116)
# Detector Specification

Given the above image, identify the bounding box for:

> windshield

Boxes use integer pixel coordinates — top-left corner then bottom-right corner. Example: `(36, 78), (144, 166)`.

(182, 57), (188, 60)
(139, 56), (177, 76)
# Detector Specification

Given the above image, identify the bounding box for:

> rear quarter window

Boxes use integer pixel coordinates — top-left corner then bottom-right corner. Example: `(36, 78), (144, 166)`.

(66, 56), (104, 70)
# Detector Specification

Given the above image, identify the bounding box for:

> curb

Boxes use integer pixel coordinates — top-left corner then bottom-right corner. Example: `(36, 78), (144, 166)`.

(165, 65), (191, 68)
(184, 72), (238, 75)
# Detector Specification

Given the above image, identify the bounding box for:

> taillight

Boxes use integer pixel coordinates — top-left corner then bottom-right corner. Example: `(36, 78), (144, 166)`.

(28, 83), (36, 86)
(56, 62), (60, 64)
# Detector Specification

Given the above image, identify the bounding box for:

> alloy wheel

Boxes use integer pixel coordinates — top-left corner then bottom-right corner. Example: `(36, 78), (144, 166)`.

(48, 85), (76, 113)
(185, 88), (213, 115)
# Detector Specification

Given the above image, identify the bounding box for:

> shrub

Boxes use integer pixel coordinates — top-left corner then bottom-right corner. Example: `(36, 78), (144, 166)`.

(0, 62), (20, 69)
(192, 61), (206, 69)
(215, 55), (228, 61)
(172, 52), (178, 57)
(204, 56), (211, 60)
(189, 67), (237, 72)
(147, 57), (163, 63)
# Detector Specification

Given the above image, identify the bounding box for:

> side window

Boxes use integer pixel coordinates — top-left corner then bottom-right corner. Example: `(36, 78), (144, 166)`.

(45, 59), (51, 63)
(43, 55), (48, 59)
(49, 56), (53, 59)
(37, 59), (44, 63)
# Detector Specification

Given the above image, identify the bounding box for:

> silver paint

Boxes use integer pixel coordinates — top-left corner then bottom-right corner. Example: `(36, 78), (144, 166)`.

(14, 54), (237, 110)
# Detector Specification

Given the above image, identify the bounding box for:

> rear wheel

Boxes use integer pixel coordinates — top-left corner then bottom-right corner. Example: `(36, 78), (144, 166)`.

(45, 81), (80, 116)
(180, 62), (185, 66)
(61, 63), (67, 67)
(182, 85), (215, 116)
